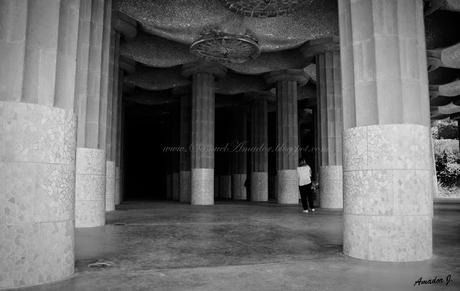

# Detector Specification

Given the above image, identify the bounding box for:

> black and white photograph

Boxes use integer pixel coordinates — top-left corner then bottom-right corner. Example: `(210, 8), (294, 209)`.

(0, 0), (459, 290)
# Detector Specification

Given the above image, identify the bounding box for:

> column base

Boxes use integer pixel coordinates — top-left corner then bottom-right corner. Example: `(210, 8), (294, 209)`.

(75, 148), (106, 228)
(191, 168), (214, 205)
(0, 102), (76, 289)
(232, 173), (247, 200)
(179, 170), (191, 203)
(277, 170), (299, 204)
(172, 172), (179, 201)
(219, 175), (232, 199)
(343, 124), (432, 262)
(319, 165), (343, 209)
(105, 160), (116, 211)
(251, 172), (268, 202)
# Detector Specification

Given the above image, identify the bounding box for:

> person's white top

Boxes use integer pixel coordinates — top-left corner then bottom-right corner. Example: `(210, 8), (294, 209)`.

(297, 165), (312, 186)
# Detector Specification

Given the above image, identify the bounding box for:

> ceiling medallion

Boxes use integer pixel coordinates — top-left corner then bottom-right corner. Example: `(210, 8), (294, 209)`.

(221, 0), (311, 17)
(190, 30), (260, 64)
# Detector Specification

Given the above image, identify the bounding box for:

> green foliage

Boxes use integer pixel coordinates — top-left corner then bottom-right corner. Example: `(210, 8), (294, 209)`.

(433, 138), (460, 188)
(432, 119), (458, 139)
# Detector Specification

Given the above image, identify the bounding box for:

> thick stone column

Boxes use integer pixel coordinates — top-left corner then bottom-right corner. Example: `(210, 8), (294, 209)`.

(75, 0), (107, 227)
(340, 0), (432, 262)
(231, 108), (248, 200)
(250, 95), (269, 202)
(182, 62), (226, 205)
(179, 93), (192, 203)
(0, 0), (79, 288)
(101, 0), (116, 212)
(114, 69), (123, 205)
(266, 70), (308, 204)
(302, 38), (343, 209)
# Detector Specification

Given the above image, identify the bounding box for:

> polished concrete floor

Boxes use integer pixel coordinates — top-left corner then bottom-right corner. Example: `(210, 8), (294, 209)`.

(19, 201), (460, 291)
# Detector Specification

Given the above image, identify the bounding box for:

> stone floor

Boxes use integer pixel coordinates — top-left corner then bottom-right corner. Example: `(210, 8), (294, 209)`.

(18, 201), (460, 291)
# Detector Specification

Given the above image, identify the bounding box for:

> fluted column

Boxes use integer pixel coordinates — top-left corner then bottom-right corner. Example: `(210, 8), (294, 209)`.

(340, 0), (432, 262)
(179, 93), (192, 202)
(103, 1), (118, 212)
(250, 94), (269, 202)
(266, 70), (309, 204)
(231, 108), (248, 200)
(302, 38), (343, 209)
(0, 0), (80, 288)
(182, 62), (226, 205)
(75, 0), (107, 227)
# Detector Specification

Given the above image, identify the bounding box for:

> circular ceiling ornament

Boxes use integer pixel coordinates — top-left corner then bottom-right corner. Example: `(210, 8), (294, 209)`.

(221, 0), (311, 17)
(190, 30), (261, 64)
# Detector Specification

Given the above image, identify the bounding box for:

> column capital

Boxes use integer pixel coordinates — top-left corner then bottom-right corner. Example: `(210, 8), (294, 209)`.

(113, 12), (137, 40)
(427, 42), (460, 71)
(182, 61), (227, 79)
(300, 36), (340, 59)
(265, 69), (309, 86)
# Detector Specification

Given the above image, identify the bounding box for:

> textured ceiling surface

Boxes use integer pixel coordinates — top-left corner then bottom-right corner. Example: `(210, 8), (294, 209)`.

(115, 0), (460, 119)
(115, 0), (338, 52)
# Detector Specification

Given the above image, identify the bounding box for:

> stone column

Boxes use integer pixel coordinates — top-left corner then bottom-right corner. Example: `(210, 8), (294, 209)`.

(182, 62), (227, 205)
(250, 95), (269, 202)
(231, 108), (248, 200)
(115, 69), (124, 205)
(340, 0), (432, 262)
(266, 70), (309, 204)
(179, 93), (192, 203)
(101, 0), (116, 212)
(0, 0), (80, 288)
(302, 38), (343, 209)
(75, 0), (107, 227)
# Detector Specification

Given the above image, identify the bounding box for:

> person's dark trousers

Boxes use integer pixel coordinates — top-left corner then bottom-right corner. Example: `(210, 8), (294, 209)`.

(306, 184), (314, 209)
(299, 184), (312, 210)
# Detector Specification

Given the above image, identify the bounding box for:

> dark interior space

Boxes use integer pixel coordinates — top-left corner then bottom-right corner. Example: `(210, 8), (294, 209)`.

(123, 101), (171, 201)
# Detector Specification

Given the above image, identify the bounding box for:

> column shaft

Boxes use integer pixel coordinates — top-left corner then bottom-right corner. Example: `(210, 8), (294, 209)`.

(84, 0), (105, 148)
(75, 0), (107, 226)
(0, 1), (79, 288)
(250, 99), (268, 201)
(340, 0), (432, 262)
(191, 73), (215, 205)
(316, 51), (343, 209)
(179, 94), (192, 203)
(276, 80), (299, 204)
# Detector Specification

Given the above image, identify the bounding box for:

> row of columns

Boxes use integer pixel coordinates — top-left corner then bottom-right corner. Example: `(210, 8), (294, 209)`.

(0, 0), (125, 288)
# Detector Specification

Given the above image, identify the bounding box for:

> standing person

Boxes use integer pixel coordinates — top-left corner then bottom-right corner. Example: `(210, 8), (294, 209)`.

(297, 159), (315, 213)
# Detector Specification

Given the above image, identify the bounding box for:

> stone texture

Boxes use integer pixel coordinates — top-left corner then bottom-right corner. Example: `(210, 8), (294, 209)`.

(343, 124), (433, 262)
(191, 168), (214, 205)
(250, 172), (268, 202)
(0, 102), (75, 289)
(105, 160), (116, 211)
(179, 170), (191, 203)
(339, 0), (430, 129)
(75, 147), (106, 228)
(232, 174), (247, 200)
(319, 166), (343, 209)
(277, 170), (300, 204)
